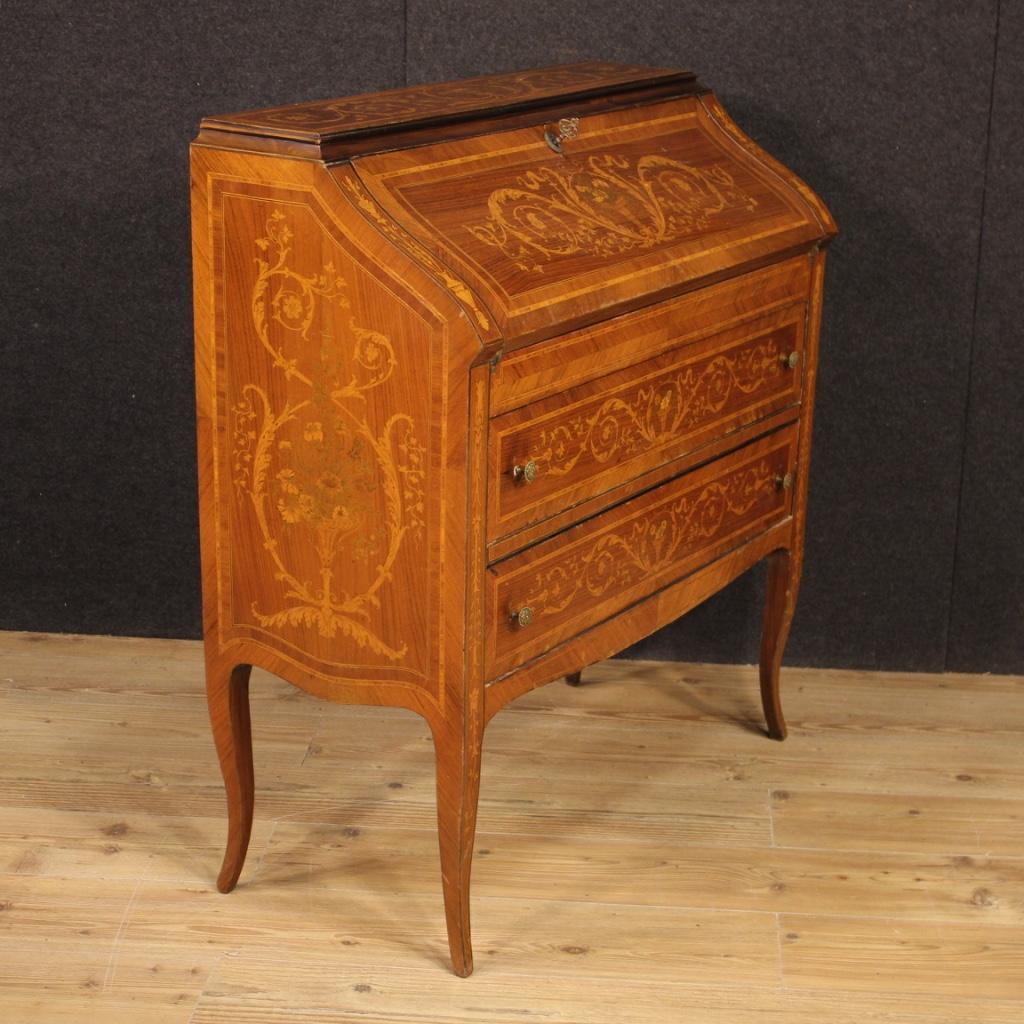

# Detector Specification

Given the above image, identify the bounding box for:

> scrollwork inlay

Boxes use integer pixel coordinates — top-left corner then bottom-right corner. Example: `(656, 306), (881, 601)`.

(520, 460), (776, 619)
(232, 211), (425, 661)
(469, 154), (758, 272)
(532, 340), (784, 477)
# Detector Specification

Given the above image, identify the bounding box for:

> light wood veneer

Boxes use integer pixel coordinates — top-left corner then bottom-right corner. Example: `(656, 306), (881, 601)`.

(189, 61), (837, 975)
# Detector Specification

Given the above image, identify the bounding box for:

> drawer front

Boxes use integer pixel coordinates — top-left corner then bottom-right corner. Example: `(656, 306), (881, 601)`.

(485, 426), (797, 679)
(491, 255), (810, 414)
(489, 306), (804, 542)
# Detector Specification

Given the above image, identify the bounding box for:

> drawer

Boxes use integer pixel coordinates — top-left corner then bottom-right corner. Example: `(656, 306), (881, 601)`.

(490, 255), (811, 414)
(488, 305), (804, 542)
(485, 425), (798, 679)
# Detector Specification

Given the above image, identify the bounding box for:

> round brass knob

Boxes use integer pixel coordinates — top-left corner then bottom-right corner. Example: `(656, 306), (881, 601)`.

(776, 472), (794, 491)
(512, 460), (539, 485)
(511, 606), (534, 629)
(781, 351), (800, 369)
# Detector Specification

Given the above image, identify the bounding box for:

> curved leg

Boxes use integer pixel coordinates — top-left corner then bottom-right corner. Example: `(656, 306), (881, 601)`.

(432, 720), (483, 977)
(759, 549), (800, 741)
(206, 660), (254, 892)
(565, 670), (583, 687)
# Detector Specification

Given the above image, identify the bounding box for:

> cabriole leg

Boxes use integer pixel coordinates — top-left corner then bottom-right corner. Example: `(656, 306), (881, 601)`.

(206, 660), (254, 892)
(432, 721), (483, 977)
(759, 549), (800, 741)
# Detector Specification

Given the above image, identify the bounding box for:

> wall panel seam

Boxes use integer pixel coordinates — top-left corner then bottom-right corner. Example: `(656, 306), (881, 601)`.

(943, 0), (1003, 671)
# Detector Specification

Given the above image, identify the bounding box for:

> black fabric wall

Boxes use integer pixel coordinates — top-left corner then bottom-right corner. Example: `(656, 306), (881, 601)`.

(1, 2), (1020, 673)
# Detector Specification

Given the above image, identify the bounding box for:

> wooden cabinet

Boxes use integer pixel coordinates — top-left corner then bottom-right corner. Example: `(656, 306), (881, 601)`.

(190, 61), (836, 976)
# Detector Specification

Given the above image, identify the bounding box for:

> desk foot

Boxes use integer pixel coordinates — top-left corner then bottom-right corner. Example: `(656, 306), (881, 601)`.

(433, 722), (483, 977)
(759, 549), (798, 742)
(207, 660), (255, 892)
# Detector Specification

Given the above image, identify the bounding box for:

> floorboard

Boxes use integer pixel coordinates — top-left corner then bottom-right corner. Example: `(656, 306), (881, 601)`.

(0, 631), (1021, 1022)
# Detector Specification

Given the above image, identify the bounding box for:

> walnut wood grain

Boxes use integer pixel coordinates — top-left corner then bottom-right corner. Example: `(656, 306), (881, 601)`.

(204, 61), (695, 143)
(206, 658), (253, 892)
(489, 306), (805, 542)
(758, 250), (830, 740)
(192, 145), (482, 973)
(487, 427), (797, 678)
(354, 96), (829, 341)
(484, 519), (796, 721)
(190, 62), (835, 977)
(489, 255), (811, 412)
(486, 405), (801, 564)
(198, 79), (708, 164)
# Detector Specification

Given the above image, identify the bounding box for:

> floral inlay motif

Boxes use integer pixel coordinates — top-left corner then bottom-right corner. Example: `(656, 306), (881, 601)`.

(532, 340), (785, 476)
(468, 154), (758, 272)
(232, 211), (425, 660)
(521, 460), (777, 618)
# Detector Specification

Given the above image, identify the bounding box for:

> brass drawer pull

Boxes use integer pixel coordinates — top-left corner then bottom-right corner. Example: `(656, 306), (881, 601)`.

(775, 471), (794, 491)
(512, 460), (539, 485)
(780, 351), (800, 369)
(510, 606), (534, 629)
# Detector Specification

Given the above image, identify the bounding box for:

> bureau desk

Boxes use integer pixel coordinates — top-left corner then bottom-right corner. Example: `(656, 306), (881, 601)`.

(190, 61), (836, 975)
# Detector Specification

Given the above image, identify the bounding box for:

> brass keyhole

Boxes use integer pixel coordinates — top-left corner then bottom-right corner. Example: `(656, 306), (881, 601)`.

(544, 116), (580, 154)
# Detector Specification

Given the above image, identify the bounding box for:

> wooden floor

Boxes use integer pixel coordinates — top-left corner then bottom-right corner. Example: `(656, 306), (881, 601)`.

(0, 633), (1022, 1023)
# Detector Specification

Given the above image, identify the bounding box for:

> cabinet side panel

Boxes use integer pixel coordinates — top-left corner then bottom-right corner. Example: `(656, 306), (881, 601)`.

(191, 151), (474, 710)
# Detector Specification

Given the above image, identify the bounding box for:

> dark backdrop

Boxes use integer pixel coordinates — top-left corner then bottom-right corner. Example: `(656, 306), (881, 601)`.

(1, 2), (1020, 673)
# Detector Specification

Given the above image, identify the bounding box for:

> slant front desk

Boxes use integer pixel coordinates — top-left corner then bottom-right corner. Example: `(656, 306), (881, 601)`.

(190, 61), (836, 975)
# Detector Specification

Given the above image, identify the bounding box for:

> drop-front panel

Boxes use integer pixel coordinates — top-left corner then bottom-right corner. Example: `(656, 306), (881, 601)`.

(190, 61), (836, 977)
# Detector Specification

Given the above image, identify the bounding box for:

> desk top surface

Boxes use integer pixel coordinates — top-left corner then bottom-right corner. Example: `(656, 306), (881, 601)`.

(203, 62), (696, 143)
